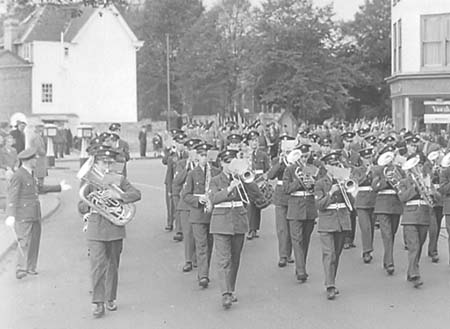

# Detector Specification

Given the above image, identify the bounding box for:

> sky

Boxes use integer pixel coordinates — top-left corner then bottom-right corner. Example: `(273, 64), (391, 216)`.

(204, 0), (365, 21)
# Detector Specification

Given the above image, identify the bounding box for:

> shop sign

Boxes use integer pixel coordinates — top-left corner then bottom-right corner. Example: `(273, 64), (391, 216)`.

(424, 101), (450, 123)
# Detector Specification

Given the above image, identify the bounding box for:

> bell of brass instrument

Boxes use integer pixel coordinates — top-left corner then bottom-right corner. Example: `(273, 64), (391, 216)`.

(441, 152), (450, 168)
(378, 151), (402, 192)
(402, 156), (436, 207)
(325, 164), (355, 211)
(77, 156), (136, 226)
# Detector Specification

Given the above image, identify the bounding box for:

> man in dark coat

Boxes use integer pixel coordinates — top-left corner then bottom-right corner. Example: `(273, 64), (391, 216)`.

(138, 126), (147, 157)
(9, 120), (26, 154)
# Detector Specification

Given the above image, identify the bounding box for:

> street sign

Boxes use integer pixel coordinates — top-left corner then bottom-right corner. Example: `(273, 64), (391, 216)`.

(424, 101), (450, 124)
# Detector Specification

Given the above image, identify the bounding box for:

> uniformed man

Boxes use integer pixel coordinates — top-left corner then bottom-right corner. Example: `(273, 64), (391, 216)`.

(372, 145), (404, 275)
(267, 135), (294, 267)
(354, 147), (377, 263)
(173, 138), (202, 272)
(428, 149), (443, 263)
(5, 148), (71, 279)
(397, 156), (435, 288)
(246, 130), (270, 240)
(108, 123), (130, 176)
(78, 147), (141, 318)
(182, 143), (221, 287)
(283, 143), (318, 282)
(226, 133), (243, 151)
(314, 152), (351, 300)
(209, 149), (248, 309)
(438, 155), (450, 264)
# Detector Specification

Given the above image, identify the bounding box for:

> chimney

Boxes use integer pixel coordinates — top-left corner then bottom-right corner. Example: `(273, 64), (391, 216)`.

(3, 18), (19, 52)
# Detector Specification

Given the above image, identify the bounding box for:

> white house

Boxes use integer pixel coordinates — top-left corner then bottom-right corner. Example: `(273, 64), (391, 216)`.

(387, 0), (450, 131)
(2, 3), (143, 124)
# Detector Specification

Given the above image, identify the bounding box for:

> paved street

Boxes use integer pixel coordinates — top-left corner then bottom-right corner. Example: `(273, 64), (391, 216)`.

(1, 159), (450, 329)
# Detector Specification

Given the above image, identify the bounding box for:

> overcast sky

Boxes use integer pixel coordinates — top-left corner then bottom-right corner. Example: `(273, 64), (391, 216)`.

(204, 0), (365, 21)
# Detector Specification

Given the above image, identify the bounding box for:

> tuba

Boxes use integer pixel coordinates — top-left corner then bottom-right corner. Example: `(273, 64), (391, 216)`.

(402, 156), (436, 207)
(77, 156), (136, 226)
(378, 151), (403, 192)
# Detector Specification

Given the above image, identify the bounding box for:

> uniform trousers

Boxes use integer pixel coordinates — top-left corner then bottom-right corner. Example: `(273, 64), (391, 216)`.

(248, 202), (261, 231)
(319, 231), (347, 288)
(88, 239), (123, 303)
(377, 214), (400, 267)
(289, 220), (314, 276)
(180, 210), (196, 264)
(403, 225), (428, 279)
(15, 220), (41, 272)
(172, 195), (182, 233)
(213, 233), (245, 295)
(427, 206), (443, 257)
(445, 216), (450, 264)
(345, 210), (357, 244)
(192, 223), (213, 279)
(165, 185), (175, 228)
(275, 205), (292, 259)
(357, 208), (375, 254)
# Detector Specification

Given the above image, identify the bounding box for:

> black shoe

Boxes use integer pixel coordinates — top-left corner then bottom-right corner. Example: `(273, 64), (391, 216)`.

(326, 287), (336, 300)
(431, 254), (439, 263)
(278, 258), (287, 268)
(246, 231), (255, 240)
(385, 264), (395, 275)
(254, 231), (260, 238)
(164, 225), (173, 232)
(199, 277), (209, 288)
(222, 293), (233, 309)
(287, 257), (295, 264)
(296, 273), (308, 283)
(363, 253), (373, 264)
(343, 243), (351, 250)
(182, 262), (193, 272)
(106, 300), (117, 311)
(173, 232), (183, 242)
(15, 270), (27, 280)
(412, 277), (423, 288)
(93, 303), (105, 318)
(349, 243), (356, 248)
(231, 293), (238, 303)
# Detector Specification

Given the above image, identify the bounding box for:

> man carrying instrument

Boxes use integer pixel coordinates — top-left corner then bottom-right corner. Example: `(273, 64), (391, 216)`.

(314, 151), (351, 300)
(372, 145), (404, 275)
(78, 147), (141, 318)
(5, 148), (71, 280)
(283, 144), (318, 282)
(267, 134), (295, 267)
(246, 130), (270, 240)
(397, 154), (435, 288)
(438, 152), (450, 264)
(209, 149), (248, 309)
(354, 147), (377, 263)
(173, 138), (202, 272)
(182, 143), (221, 287)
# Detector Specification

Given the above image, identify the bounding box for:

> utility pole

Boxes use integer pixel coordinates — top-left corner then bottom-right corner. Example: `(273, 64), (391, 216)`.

(166, 34), (171, 130)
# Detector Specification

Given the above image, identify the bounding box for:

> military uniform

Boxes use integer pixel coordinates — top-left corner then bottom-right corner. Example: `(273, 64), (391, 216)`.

(6, 166), (61, 276)
(372, 163), (403, 273)
(282, 163), (317, 281)
(438, 166), (450, 263)
(267, 158), (292, 265)
(428, 168), (443, 261)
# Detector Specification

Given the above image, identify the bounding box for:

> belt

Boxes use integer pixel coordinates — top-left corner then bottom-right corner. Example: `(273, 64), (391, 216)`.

(277, 180), (283, 186)
(379, 189), (396, 195)
(193, 194), (205, 197)
(255, 170), (264, 175)
(215, 201), (244, 208)
(291, 191), (313, 197)
(326, 203), (347, 210)
(406, 200), (428, 206)
(358, 186), (373, 192)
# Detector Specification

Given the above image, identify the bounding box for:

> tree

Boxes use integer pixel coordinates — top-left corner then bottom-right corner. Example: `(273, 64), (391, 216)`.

(248, 0), (354, 123)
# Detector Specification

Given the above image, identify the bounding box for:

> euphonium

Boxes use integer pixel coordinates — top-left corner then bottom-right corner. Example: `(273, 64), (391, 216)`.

(402, 156), (436, 207)
(77, 157), (136, 226)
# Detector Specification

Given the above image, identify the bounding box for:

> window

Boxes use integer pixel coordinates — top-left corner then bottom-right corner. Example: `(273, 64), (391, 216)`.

(398, 19), (402, 71)
(64, 47), (69, 57)
(422, 14), (450, 68)
(41, 83), (53, 103)
(393, 22), (397, 72)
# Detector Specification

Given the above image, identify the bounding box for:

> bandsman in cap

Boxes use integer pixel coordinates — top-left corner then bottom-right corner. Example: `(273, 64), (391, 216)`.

(182, 143), (221, 287)
(209, 149), (247, 309)
(282, 143), (318, 281)
(246, 130), (270, 240)
(78, 145), (141, 318)
(267, 135), (295, 267)
(227, 134), (243, 151)
(27, 123), (48, 187)
(162, 132), (187, 236)
(107, 124), (130, 176)
(5, 148), (71, 280)
(371, 144), (404, 275)
(314, 151), (352, 300)
(173, 138), (202, 271)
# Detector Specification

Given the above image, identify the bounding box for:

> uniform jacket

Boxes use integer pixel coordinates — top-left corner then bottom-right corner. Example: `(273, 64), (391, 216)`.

(341, 149), (361, 168)
(182, 164), (221, 223)
(439, 166), (450, 215)
(355, 166), (376, 209)
(314, 174), (351, 232)
(371, 165), (403, 215)
(162, 150), (187, 187)
(173, 158), (196, 210)
(116, 139), (130, 162)
(6, 167), (61, 221)
(397, 177), (431, 226)
(267, 158), (288, 206)
(249, 149), (270, 174)
(209, 172), (248, 235)
(78, 177), (141, 241)
(28, 132), (47, 179)
(282, 164), (317, 220)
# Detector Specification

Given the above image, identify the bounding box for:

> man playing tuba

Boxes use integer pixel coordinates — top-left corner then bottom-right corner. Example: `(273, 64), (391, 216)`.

(78, 144), (141, 318)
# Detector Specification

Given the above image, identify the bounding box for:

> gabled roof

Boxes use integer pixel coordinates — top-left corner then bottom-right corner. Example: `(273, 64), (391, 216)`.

(0, 50), (31, 67)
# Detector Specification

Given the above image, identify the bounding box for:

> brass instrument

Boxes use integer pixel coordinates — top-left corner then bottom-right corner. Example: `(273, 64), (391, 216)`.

(325, 164), (356, 211)
(441, 152), (450, 168)
(294, 164), (318, 191)
(202, 163), (213, 213)
(229, 158), (251, 204)
(378, 151), (402, 192)
(428, 150), (443, 183)
(77, 156), (136, 226)
(402, 156), (436, 207)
